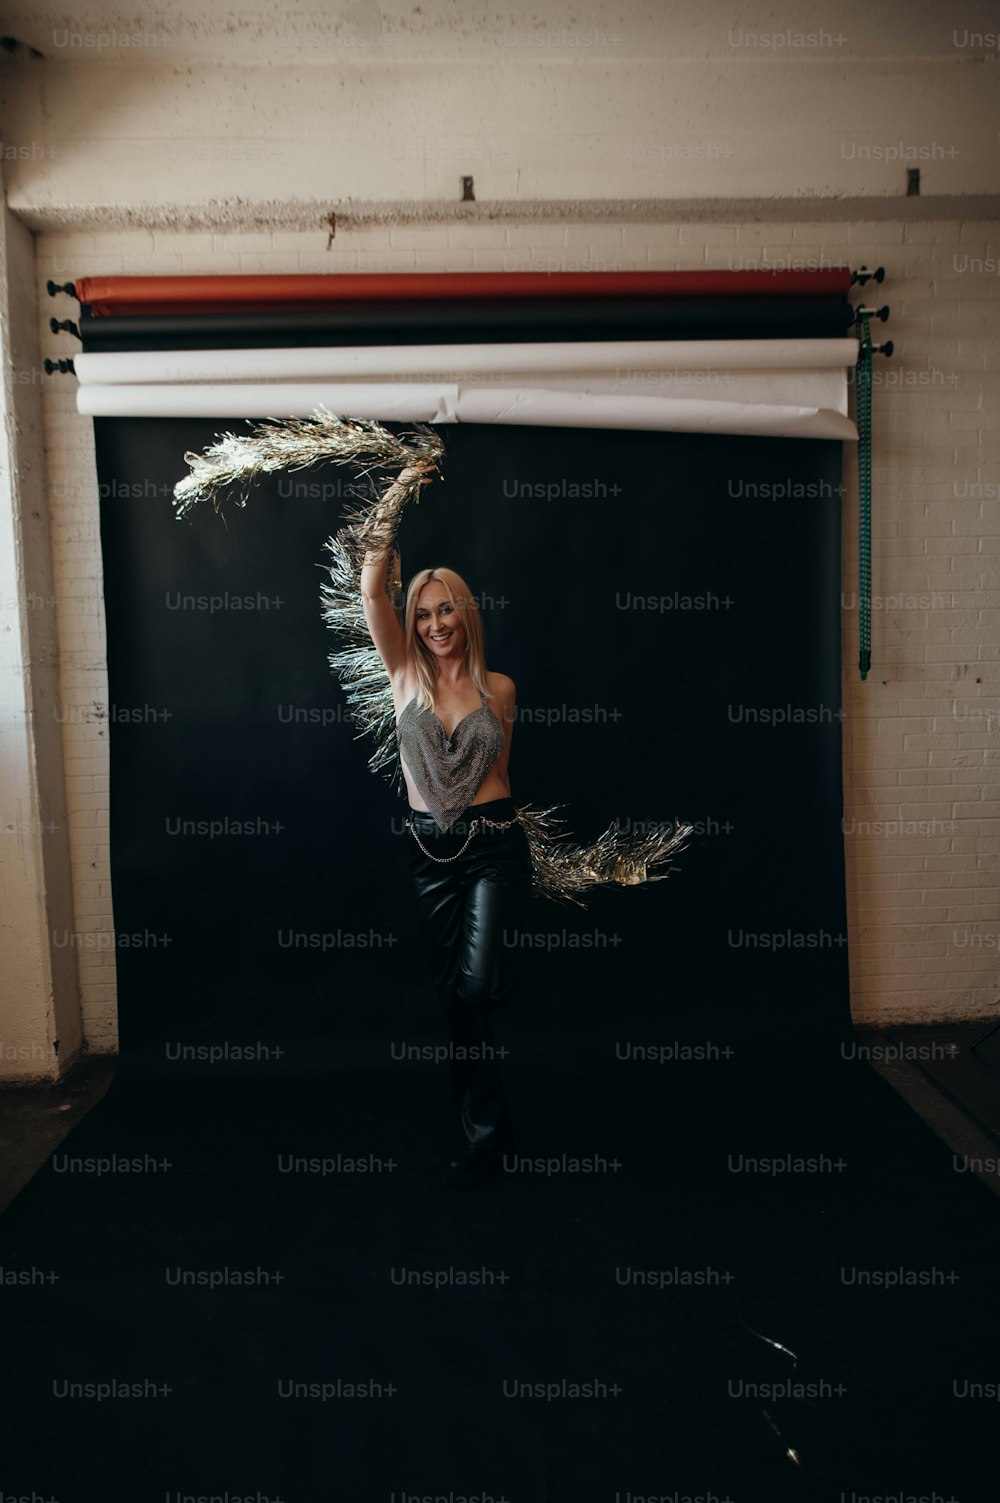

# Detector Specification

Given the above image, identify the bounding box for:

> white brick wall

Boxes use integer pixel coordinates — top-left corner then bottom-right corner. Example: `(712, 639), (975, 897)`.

(33, 217), (1000, 1044)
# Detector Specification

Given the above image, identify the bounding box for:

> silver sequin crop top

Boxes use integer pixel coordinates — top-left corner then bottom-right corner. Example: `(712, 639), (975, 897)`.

(396, 686), (505, 832)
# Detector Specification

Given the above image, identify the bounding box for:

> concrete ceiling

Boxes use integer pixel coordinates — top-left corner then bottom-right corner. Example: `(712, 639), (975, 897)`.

(1, 0), (999, 65)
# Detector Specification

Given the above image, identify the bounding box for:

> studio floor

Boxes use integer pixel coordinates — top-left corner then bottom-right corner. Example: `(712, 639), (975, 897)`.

(2, 1015), (1000, 1501)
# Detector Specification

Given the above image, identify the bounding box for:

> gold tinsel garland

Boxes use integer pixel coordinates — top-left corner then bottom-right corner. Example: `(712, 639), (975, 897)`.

(173, 406), (694, 907)
(173, 408), (444, 521)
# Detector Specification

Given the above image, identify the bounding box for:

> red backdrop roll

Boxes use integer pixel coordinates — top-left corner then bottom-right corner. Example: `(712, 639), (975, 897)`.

(75, 269), (854, 317)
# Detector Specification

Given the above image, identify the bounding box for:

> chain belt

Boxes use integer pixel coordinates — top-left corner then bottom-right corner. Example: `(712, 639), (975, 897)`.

(406, 811), (520, 862)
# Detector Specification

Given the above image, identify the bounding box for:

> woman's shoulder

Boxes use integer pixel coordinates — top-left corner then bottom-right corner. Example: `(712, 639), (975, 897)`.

(485, 670), (516, 698)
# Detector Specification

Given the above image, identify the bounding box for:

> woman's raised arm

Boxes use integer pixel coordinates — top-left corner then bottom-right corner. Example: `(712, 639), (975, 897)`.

(359, 461), (437, 680)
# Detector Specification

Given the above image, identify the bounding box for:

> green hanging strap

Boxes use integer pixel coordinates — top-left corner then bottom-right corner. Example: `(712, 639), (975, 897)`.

(855, 312), (873, 681)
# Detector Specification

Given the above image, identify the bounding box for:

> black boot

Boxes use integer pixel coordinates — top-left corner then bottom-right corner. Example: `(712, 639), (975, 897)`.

(444, 1003), (514, 1189)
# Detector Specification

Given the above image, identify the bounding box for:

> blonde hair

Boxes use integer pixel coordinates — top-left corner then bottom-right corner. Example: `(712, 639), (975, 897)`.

(404, 567), (489, 713)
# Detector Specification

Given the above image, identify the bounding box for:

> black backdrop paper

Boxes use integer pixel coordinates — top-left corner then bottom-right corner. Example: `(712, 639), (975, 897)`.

(94, 416), (849, 1067)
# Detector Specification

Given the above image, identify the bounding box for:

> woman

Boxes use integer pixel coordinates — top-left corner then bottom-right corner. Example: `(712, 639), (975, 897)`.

(360, 460), (534, 1190)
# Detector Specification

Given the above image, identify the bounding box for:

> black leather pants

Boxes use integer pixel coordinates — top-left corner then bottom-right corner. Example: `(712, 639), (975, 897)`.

(406, 796), (533, 1158)
(405, 796), (534, 1013)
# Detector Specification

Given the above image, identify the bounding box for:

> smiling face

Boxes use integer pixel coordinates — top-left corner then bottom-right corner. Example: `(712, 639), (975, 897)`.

(415, 578), (466, 660)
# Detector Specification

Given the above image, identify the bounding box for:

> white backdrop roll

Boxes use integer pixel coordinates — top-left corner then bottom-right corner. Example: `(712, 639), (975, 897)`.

(73, 337), (859, 438)
(76, 370), (849, 417)
(75, 381), (856, 439)
(75, 371), (848, 414)
(74, 339), (860, 384)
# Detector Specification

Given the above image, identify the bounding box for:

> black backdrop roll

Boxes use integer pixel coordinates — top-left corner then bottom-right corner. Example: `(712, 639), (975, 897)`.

(95, 416), (849, 1070)
(78, 295), (854, 349)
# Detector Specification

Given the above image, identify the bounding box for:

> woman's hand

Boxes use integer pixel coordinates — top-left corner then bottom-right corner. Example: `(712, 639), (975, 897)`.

(396, 459), (439, 486)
